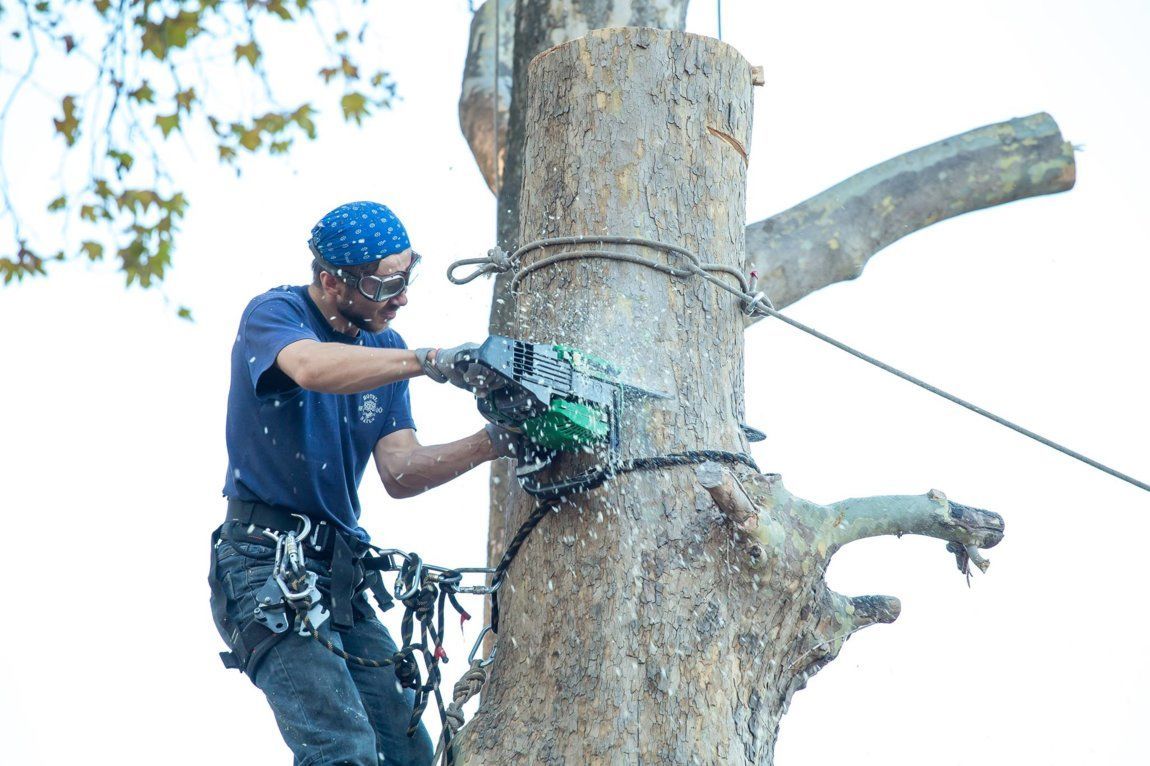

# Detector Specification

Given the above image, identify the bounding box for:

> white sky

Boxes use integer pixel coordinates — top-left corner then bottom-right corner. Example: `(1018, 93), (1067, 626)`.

(1, 1), (1147, 764)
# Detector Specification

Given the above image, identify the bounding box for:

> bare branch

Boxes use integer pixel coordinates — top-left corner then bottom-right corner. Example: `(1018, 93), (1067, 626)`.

(695, 460), (757, 526)
(746, 112), (1076, 314)
(825, 488), (1005, 553)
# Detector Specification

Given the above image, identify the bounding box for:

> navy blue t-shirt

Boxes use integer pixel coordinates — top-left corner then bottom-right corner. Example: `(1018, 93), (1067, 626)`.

(223, 285), (415, 539)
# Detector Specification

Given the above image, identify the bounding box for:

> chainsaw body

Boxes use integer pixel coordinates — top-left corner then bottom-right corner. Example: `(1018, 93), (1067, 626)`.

(469, 336), (633, 496)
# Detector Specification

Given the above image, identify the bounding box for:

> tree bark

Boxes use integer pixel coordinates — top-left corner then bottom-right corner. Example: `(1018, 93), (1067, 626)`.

(744, 113), (1076, 312)
(454, 27), (1005, 764)
(484, 0), (690, 625)
(459, 0), (514, 194)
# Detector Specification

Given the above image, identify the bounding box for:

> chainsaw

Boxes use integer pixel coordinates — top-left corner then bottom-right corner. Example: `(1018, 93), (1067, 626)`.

(463, 335), (668, 499)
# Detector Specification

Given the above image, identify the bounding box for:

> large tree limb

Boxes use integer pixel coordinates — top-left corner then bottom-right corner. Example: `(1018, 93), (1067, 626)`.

(747, 112), (1076, 314)
(459, 0), (514, 194)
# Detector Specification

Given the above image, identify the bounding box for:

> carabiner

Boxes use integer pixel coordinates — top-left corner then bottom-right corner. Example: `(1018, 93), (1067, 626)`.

(467, 625), (497, 667)
(394, 554), (425, 601)
(290, 513), (312, 541)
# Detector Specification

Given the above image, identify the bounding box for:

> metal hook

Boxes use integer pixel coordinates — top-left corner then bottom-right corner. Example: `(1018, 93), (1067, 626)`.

(394, 556), (425, 601)
(290, 513), (312, 541)
(467, 625), (497, 667)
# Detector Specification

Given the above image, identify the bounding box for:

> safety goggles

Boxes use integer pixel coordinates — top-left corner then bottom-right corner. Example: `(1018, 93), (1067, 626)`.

(328, 252), (421, 302)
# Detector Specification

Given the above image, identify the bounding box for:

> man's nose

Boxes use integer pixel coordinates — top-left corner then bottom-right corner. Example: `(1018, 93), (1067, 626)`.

(390, 291), (409, 307)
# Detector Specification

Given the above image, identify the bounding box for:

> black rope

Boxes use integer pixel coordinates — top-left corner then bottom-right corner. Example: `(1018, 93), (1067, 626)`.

(490, 449), (757, 633)
(293, 554), (471, 765)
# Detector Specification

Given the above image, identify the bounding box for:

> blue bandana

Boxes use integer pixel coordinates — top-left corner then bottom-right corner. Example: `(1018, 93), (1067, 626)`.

(308, 201), (411, 266)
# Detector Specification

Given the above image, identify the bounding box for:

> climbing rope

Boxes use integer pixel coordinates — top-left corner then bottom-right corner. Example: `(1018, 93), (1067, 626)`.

(446, 236), (1149, 493)
(488, 449), (759, 633)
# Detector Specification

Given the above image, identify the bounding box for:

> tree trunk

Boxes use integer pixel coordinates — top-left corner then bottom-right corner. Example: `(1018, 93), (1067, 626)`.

(454, 27), (1004, 765)
(482, 0), (690, 632)
(460, 27), (756, 763)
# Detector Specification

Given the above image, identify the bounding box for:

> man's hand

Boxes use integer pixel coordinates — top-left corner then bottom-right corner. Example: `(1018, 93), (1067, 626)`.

(414, 343), (479, 387)
(484, 423), (521, 460)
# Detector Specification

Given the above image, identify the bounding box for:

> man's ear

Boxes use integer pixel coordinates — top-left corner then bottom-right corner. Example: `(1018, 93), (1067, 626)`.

(318, 269), (343, 299)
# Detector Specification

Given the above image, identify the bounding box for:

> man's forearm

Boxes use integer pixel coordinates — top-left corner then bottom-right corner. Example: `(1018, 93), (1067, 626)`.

(382, 430), (497, 498)
(280, 340), (423, 394)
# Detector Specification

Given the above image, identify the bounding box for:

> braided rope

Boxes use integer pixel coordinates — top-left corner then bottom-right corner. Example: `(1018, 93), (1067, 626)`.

(447, 236), (1149, 493)
(432, 660), (489, 764)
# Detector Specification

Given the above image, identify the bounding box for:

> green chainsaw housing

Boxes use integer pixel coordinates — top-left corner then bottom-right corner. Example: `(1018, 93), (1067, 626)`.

(471, 337), (620, 453)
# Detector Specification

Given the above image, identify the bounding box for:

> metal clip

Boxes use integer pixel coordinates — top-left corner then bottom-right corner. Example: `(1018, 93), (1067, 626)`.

(394, 555), (425, 601)
(253, 575), (291, 634)
(467, 625), (498, 668)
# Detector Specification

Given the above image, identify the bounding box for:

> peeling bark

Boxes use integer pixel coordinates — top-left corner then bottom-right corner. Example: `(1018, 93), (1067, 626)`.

(745, 112), (1076, 312)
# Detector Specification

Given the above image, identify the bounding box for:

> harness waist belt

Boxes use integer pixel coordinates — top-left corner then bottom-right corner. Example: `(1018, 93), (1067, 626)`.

(224, 498), (335, 560)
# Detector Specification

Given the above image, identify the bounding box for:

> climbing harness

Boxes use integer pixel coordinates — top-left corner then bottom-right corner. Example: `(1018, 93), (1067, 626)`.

(446, 235), (1149, 494)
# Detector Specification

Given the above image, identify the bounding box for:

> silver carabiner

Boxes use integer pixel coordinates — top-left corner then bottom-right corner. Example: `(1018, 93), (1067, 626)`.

(467, 625), (498, 668)
(290, 513), (312, 541)
(394, 558), (425, 601)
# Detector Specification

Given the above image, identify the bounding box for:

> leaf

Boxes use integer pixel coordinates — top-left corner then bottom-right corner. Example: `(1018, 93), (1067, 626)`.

(292, 104), (317, 138)
(140, 10), (203, 60)
(218, 145), (237, 163)
(335, 29), (349, 43)
(265, 0), (292, 20)
(340, 92), (369, 125)
(129, 81), (155, 104)
(319, 66), (339, 84)
(234, 41), (261, 67)
(47, 195), (67, 212)
(238, 128), (261, 151)
(80, 204), (98, 222)
(53, 95), (80, 146)
(108, 149), (134, 174)
(93, 0), (111, 14)
(269, 140), (292, 154)
(155, 112), (180, 138)
(340, 56), (359, 80)
(177, 306), (194, 321)
(175, 88), (197, 114)
(80, 241), (104, 261)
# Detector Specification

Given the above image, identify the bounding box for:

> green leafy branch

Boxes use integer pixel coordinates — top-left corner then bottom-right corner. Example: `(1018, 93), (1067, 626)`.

(0, 0), (398, 312)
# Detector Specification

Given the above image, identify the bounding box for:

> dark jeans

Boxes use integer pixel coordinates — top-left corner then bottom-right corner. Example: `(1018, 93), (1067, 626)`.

(210, 536), (435, 766)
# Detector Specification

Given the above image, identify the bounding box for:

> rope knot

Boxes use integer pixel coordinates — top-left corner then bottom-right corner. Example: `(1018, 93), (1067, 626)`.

(486, 246), (512, 270)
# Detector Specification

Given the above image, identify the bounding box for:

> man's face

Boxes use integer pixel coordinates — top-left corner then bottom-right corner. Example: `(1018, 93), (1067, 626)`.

(334, 249), (414, 333)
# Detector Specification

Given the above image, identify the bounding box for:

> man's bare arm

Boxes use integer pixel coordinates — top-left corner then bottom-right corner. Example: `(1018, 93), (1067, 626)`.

(276, 339), (423, 394)
(373, 428), (499, 499)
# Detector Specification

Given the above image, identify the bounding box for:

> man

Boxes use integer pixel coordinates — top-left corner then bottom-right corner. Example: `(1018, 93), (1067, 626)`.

(209, 201), (514, 765)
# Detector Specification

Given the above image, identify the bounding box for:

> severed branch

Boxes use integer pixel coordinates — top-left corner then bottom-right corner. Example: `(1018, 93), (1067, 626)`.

(696, 460), (758, 526)
(746, 112), (1076, 314)
(823, 488), (1005, 554)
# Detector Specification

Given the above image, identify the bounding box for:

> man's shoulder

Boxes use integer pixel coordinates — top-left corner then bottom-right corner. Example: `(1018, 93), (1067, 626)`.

(240, 285), (311, 322)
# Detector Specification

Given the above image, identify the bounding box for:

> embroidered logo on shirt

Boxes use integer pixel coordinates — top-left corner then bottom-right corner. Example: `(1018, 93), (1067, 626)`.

(359, 393), (382, 424)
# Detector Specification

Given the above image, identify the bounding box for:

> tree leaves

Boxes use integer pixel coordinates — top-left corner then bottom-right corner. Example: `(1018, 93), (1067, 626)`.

(53, 96), (80, 146)
(129, 81), (155, 104)
(234, 41), (261, 67)
(155, 112), (180, 138)
(2, 0), (399, 301)
(340, 92), (369, 124)
(138, 10), (203, 60)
